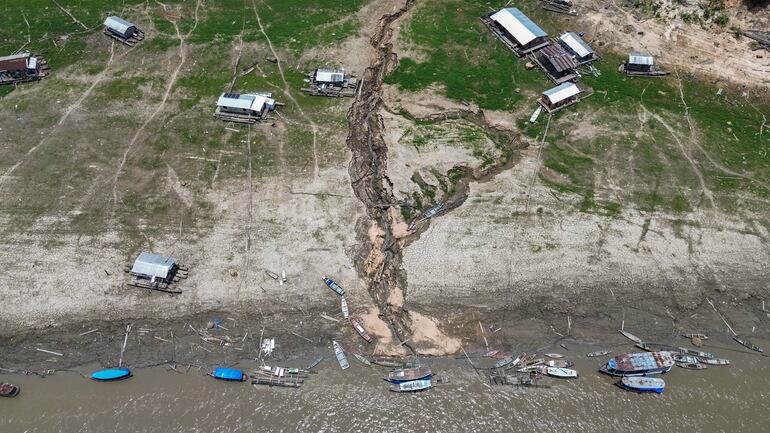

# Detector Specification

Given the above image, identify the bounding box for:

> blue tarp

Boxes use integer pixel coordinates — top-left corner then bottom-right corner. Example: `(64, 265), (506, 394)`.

(213, 368), (245, 381)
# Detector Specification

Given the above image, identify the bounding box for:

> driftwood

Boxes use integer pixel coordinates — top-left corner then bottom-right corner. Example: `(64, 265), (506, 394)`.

(79, 329), (99, 336)
(35, 348), (63, 357)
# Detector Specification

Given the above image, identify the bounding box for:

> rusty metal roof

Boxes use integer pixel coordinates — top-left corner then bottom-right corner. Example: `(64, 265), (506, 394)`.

(539, 44), (578, 73)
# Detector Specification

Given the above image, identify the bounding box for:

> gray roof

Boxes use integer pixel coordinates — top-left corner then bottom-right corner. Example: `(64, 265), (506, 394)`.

(131, 252), (174, 279)
(629, 52), (654, 66)
(0, 52), (31, 62)
(490, 8), (547, 45)
(315, 68), (345, 83)
(104, 16), (136, 35)
(559, 32), (594, 58)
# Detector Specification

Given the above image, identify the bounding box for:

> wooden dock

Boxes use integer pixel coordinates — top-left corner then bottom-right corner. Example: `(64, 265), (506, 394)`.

(103, 29), (145, 47)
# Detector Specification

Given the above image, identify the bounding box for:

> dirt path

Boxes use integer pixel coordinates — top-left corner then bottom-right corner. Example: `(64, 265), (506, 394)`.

(111, 0), (202, 207)
(252, 1), (320, 180)
(0, 42), (117, 194)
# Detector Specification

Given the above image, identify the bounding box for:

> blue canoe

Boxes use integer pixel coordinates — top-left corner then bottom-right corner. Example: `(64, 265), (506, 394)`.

(322, 276), (345, 296)
(619, 376), (665, 393)
(91, 369), (132, 381)
(213, 368), (246, 382)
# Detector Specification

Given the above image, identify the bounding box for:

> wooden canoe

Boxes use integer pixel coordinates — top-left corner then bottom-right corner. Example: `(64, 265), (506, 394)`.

(333, 340), (350, 370)
(390, 378), (432, 393)
(619, 330), (644, 344)
(354, 353), (372, 366)
(322, 276), (345, 296)
(586, 350), (611, 358)
(676, 362), (706, 370)
(306, 355), (323, 370)
(678, 347), (714, 359)
(544, 353), (565, 359)
(350, 318), (373, 343)
(733, 336), (764, 353)
(385, 367), (432, 384)
(340, 296), (349, 319)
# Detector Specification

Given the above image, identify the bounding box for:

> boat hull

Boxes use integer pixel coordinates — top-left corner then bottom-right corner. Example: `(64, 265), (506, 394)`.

(390, 379), (432, 393)
(385, 367), (432, 384)
(0, 383), (20, 398)
(213, 368), (246, 381)
(619, 377), (665, 393)
(600, 351), (674, 377)
(91, 369), (132, 381)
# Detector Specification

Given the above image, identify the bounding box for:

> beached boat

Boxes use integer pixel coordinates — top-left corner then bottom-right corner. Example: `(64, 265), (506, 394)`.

(676, 362), (707, 370)
(0, 383), (20, 398)
(349, 318), (373, 343)
(635, 343), (650, 351)
(678, 347), (714, 359)
(619, 330), (644, 344)
(600, 351), (674, 377)
(518, 353), (538, 366)
(354, 353), (372, 366)
(91, 368), (132, 381)
(322, 276), (345, 296)
(333, 340), (349, 370)
(546, 359), (574, 368)
(697, 356), (730, 365)
(385, 367), (432, 384)
(586, 350), (611, 358)
(673, 354), (699, 364)
(340, 296), (349, 319)
(212, 367), (246, 382)
(493, 356), (517, 369)
(544, 353), (565, 359)
(733, 336), (764, 353)
(682, 333), (708, 340)
(619, 376), (665, 393)
(545, 367), (578, 378)
(306, 355), (323, 370)
(485, 350), (510, 359)
(390, 378), (432, 393)
(372, 358), (403, 368)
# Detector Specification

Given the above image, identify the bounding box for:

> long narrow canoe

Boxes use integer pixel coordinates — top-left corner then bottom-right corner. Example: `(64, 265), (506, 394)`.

(544, 353), (565, 359)
(390, 378), (432, 393)
(91, 369), (132, 381)
(697, 356), (730, 365)
(333, 340), (349, 370)
(212, 367), (246, 382)
(322, 277), (345, 296)
(619, 376), (665, 393)
(545, 367), (578, 378)
(586, 350), (612, 358)
(733, 336), (764, 353)
(493, 356), (517, 369)
(341, 296), (349, 319)
(350, 318), (373, 343)
(306, 355), (323, 370)
(354, 353), (372, 366)
(682, 333), (708, 340)
(385, 367), (432, 384)
(619, 330), (644, 344)
(678, 347), (714, 359)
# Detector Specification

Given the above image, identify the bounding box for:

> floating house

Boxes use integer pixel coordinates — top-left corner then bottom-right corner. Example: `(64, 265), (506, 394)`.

(534, 43), (579, 84)
(0, 52), (48, 85)
(558, 32), (599, 65)
(126, 251), (188, 294)
(540, 0), (577, 16)
(538, 82), (588, 113)
(623, 52), (668, 77)
(484, 8), (549, 55)
(600, 351), (675, 377)
(214, 92), (277, 124)
(103, 16), (145, 46)
(302, 68), (358, 97)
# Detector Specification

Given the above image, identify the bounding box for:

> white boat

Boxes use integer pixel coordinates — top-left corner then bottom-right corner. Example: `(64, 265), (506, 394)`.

(545, 367), (578, 378)
(333, 340), (349, 370)
(619, 330), (644, 344)
(341, 296), (349, 319)
(544, 353), (565, 359)
(546, 359), (573, 368)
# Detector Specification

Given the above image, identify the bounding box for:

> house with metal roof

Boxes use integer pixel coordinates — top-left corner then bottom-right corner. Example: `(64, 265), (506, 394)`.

(538, 82), (587, 113)
(485, 8), (549, 55)
(624, 52), (668, 76)
(314, 68), (346, 84)
(130, 252), (175, 283)
(534, 43), (579, 84)
(215, 92), (277, 123)
(558, 32), (598, 64)
(0, 52), (47, 85)
(103, 16), (145, 46)
(303, 68), (359, 97)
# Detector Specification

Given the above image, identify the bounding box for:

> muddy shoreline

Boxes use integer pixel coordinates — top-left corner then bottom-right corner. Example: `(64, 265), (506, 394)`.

(2, 288), (767, 374)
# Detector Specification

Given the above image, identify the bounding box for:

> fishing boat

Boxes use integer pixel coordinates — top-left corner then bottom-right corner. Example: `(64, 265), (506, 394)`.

(546, 359), (574, 368)
(619, 330), (644, 344)
(333, 340), (349, 370)
(493, 356), (517, 369)
(672, 354), (699, 364)
(678, 347), (714, 359)
(354, 353), (372, 366)
(212, 367), (247, 382)
(586, 350), (611, 358)
(599, 351), (675, 377)
(0, 383), (20, 398)
(385, 367), (432, 384)
(390, 378), (432, 393)
(306, 355), (323, 370)
(340, 296), (349, 319)
(91, 368), (132, 381)
(682, 333), (708, 340)
(350, 318), (373, 343)
(697, 356), (730, 365)
(544, 353), (565, 359)
(518, 353), (538, 366)
(322, 276), (345, 296)
(733, 336), (764, 353)
(676, 362), (707, 370)
(545, 367), (578, 379)
(485, 350), (510, 359)
(618, 376), (665, 393)
(372, 358), (403, 368)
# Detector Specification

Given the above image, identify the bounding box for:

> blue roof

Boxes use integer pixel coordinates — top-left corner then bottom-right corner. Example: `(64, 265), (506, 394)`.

(508, 8), (546, 38)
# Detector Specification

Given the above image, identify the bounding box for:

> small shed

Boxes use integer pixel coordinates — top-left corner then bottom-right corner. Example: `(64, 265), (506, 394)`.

(539, 82), (584, 112)
(535, 44), (578, 83)
(558, 32), (597, 64)
(130, 252), (175, 283)
(216, 92), (275, 117)
(314, 68), (346, 84)
(627, 52), (654, 71)
(488, 8), (548, 54)
(0, 53), (39, 74)
(104, 16), (137, 39)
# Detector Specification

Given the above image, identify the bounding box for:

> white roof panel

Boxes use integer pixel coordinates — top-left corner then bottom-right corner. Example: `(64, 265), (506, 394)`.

(629, 52), (654, 66)
(559, 32), (594, 58)
(490, 8), (547, 46)
(104, 16), (136, 35)
(543, 82), (581, 104)
(131, 251), (174, 279)
(315, 69), (345, 83)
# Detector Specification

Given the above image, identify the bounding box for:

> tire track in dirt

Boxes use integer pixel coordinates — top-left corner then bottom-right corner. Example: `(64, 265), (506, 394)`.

(252, 0), (320, 181)
(111, 0), (202, 207)
(0, 42), (118, 195)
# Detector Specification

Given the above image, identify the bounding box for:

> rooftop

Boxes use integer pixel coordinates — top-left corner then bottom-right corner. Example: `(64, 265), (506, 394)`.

(490, 8), (547, 46)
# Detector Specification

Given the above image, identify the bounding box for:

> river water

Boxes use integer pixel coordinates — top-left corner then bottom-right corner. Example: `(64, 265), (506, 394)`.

(2, 339), (769, 432)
